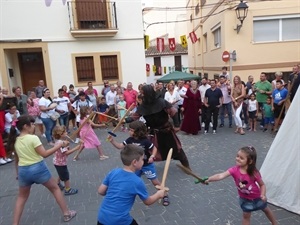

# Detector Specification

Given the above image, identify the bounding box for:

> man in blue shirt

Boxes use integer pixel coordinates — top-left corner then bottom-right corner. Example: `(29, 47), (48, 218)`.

(272, 80), (288, 130)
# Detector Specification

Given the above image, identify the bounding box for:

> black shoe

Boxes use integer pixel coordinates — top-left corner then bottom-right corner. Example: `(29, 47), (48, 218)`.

(263, 128), (267, 132)
(219, 124), (224, 128)
(229, 124), (232, 128)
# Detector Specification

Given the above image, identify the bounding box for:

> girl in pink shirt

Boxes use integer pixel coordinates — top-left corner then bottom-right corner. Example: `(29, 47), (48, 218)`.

(205, 146), (277, 225)
(53, 126), (83, 195)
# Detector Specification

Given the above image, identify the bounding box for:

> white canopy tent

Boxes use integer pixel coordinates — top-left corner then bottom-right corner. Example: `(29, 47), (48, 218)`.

(260, 88), (300, 214)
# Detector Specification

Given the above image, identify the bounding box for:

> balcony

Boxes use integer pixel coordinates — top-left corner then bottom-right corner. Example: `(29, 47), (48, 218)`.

(67, 1), (118, 38)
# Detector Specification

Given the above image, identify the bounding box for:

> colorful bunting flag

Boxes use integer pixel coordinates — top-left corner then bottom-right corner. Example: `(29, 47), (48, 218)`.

(146, 63), (150, 72)
(180, 35), (187, 48)
(153, 65), (156, 73)
(169, 38), (176, 51)
(144, 35), (149, 49)
(157, 38), (164, 52)
(189, 31), (198, 44)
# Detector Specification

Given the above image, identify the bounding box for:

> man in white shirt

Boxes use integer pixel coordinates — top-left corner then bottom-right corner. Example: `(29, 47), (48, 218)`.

(105, 85), (117, 126)
(176, 79), (187, 123)
(218, 75), (233, 128)
(198, 77), (211, 128)
(53, 88), (71, 131)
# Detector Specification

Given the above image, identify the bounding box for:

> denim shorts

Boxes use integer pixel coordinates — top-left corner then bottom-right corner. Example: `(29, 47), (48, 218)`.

(239, 197), (267, 212)
(135, 163), (157, 180)
(18, 161), (51, 187)
(264, 117), (274, 125)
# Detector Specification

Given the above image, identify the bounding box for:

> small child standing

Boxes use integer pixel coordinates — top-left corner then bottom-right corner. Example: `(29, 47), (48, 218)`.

(247, 94), (258, 131)
(97, 144), (165, 225)
(73, 106), (109, 161)
(205, 146), (277, 225)
(116, 94), (127, 131)
(5, 103), (20, 134)
(108, 120), (170, 206)
(52, 126), (83, 195)
(68, 84), (77, 130)
(263, 97), (274, 132)
(97, 97), (109, 124)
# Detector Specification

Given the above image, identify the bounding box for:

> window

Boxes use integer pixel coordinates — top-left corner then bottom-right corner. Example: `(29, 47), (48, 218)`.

(203, 33), (207, 52)
(75, 56), (95, 82)
(100, 55), (119, 79)
(213, 27), (221, 48)
(72, 52), (121, 85)
(154, 57), (162, 76)
(253, 16), (300, 42)
(195, 3), (200, 16)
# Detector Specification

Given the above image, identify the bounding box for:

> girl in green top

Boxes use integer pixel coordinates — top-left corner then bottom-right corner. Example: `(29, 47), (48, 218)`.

(8, 115), (76, 225)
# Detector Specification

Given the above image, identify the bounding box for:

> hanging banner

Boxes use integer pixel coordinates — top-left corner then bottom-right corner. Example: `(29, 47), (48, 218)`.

(180, 35), (187, 48)
(146, 63), (150, 72)
(164, 67), (167, 74)
(153, 65), (157, 73)
(157, 38), (165, 52)
(189, 31), (198, 44)
(168, 38), (176, 51)
(144, 35), (150, 49)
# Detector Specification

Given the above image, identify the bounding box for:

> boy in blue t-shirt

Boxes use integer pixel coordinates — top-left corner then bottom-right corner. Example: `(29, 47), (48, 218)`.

(97, 144), (165, 225)
(272, 80), (288, 130)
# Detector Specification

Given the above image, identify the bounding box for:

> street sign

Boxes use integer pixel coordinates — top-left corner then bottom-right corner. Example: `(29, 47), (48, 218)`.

(222, 51), (230, 62)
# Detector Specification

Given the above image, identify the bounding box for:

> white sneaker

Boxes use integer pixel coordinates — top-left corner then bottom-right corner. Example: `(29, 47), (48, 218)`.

(204, 130), (208, 135)
(75, 138), (79, 144)
(42, 133), (46, 138)
(213, 130), (216, 134)
(242, 124), (247, 129)
(5, 158), (13, 163)
(209, 122), (213, 127)
(0, 158), (7, 165)
(201, 122), (205, 128)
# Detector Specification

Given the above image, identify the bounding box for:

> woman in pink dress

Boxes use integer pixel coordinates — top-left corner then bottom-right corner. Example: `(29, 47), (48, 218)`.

(180, 80), (202, 135)
(73, 106), (109, 161)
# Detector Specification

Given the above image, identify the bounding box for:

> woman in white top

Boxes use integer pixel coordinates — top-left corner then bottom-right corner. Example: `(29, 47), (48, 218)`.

(247, 93), (259, 131)
(38, 88), (57, 145)
(164, 82), (180, 130)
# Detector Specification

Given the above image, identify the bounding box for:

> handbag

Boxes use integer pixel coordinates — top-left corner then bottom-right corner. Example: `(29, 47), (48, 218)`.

(49, 111), (60, 121)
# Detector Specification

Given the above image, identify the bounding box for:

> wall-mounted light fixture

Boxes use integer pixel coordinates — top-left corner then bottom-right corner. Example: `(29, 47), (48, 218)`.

(235, 0), (248, 33)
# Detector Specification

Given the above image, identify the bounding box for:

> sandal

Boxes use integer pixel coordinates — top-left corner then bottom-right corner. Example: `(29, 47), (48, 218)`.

(58, 182), (65, 191)
(64, 188), (78, 196)
(162, 195), (170, 206)
(63, 210), (77, 222)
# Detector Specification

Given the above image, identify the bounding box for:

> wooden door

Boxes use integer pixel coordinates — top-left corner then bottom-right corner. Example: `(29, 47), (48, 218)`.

(18, 52), (46, 95)
(174, 55), (182, 71)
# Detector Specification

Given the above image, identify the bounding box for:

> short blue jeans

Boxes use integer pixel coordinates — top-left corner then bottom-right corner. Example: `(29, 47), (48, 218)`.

(18, 160), (51, 187)
(58, 113), (69, 130)
(239, 197), (267, 212)
(41, 117), (56, 142)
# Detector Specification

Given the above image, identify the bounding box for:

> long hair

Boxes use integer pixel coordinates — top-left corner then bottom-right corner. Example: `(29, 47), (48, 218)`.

(129, 120), (147, 139)
(80, 106), (89, 120)
(141, 85), (157, 105)
(7, 115), (35, 152)
(240, 146), (258, 177)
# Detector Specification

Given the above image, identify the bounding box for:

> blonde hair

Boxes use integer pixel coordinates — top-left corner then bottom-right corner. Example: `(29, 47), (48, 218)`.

(52, 125), (66, 140)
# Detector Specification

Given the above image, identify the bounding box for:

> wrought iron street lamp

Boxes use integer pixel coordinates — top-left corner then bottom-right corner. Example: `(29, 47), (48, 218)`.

(235, 0), (248, 33)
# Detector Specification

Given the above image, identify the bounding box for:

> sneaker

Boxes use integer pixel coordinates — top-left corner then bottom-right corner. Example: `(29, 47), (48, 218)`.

(242, 124), (247, 129)
(263, 128), (267, 132)
(201, 122), (205, 128)
(229, 124), (232, 128)
(4, 158), (13, 163)
(209, 122), (213, 128)
(0, 158), (7, 165)
(73, 127), (77, 130)
(75, 138), (79, 144)
(219, 124), (224, 128)
(42, 133), (46, 138)
(213, 130), (216, 134)
(204, 130), (208, 135)
(64, 188), (78, 196)
(100, 155), (109, 160)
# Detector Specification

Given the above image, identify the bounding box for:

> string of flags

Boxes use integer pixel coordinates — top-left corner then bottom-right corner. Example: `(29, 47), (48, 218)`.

(146, 64), (189, 76)
(144, 31), (198, 51)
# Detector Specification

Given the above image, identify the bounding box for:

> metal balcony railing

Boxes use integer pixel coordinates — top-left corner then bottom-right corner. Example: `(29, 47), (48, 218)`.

(67, 1), (117, 31)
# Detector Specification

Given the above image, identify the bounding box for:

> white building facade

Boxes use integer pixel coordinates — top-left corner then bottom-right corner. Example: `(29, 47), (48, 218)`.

(0, 0), (146, 95)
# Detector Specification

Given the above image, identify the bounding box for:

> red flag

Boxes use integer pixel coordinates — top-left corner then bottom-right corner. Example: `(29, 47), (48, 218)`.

(146, 64), (150, 72)
(189, 31), (198, 44)
(157, 38), (164, 53)
(169, 38), (176, 51)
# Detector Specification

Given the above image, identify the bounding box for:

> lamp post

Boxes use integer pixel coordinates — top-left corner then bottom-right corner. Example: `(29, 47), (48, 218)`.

(235, 0), (248, 33)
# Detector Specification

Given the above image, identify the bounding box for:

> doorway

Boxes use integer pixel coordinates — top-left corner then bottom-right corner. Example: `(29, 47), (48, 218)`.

(18, 52), (46, 95)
